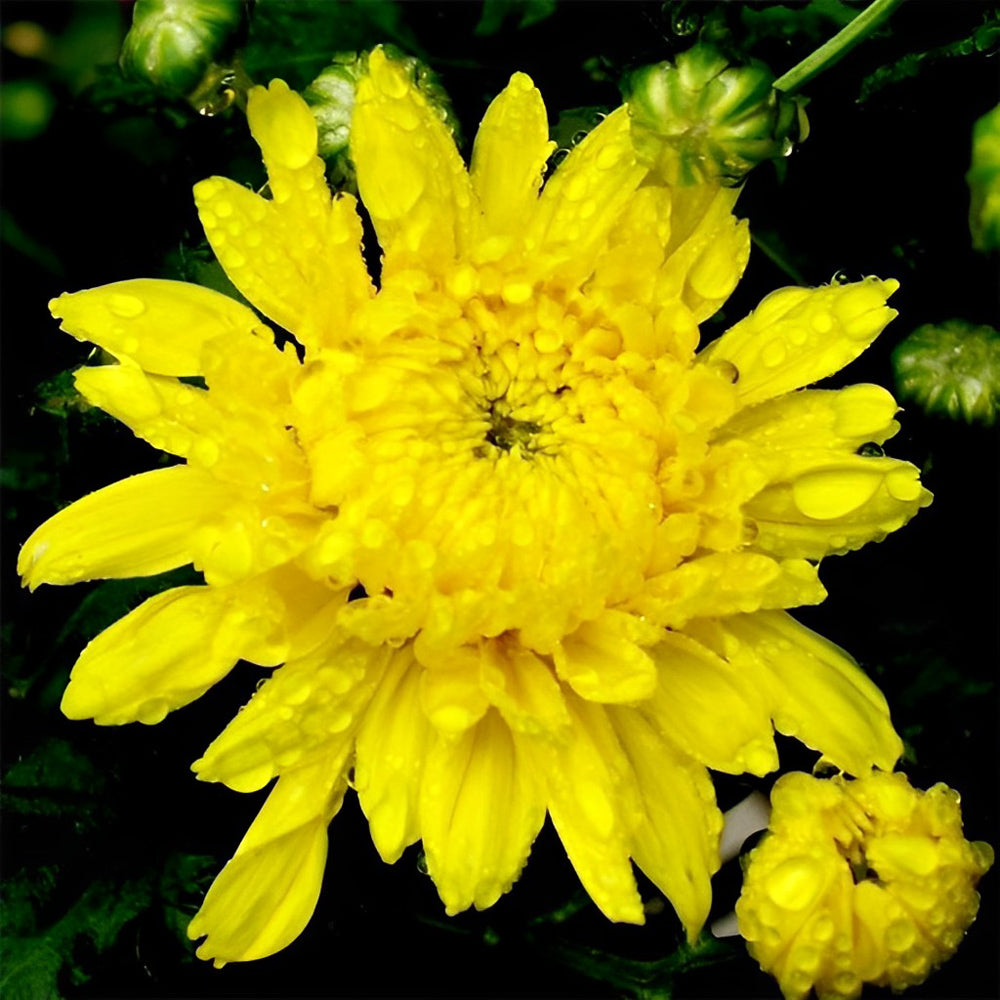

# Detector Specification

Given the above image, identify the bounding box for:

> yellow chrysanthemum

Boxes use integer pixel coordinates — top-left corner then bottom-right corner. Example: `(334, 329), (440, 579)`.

(19, 50), (931, 966)
(736, 771), (994, 1000)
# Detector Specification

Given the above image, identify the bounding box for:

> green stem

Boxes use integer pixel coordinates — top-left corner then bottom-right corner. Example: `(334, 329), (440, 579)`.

(773, 0), (907, 95)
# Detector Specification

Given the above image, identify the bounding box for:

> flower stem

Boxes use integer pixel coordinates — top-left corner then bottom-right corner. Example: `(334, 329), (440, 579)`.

(773, 0), (907, 95)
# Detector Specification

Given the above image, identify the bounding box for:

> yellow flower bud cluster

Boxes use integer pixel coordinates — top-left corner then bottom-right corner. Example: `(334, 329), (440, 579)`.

(736, 771), (993, 1000)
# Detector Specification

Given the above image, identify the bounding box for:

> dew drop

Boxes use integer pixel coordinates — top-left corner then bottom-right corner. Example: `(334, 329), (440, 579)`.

(213, 199), (234, 218)
(761, 340), (788, 368)
(856, 441), (884, 458)
(596, 145), (622, 170)
(108, 294), (145, 318)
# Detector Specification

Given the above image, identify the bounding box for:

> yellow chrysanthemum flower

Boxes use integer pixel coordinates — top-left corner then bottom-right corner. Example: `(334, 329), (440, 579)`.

(736, 771), (994, 1000)
(19, 50), (931, 966)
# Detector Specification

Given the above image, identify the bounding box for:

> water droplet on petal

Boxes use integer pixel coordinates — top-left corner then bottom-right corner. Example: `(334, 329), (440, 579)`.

(108, 294), (145, 318)
(761, 340), (787, 368)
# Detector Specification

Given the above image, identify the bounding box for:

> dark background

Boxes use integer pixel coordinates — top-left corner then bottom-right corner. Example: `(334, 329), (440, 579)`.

(2, 2), (997, 997)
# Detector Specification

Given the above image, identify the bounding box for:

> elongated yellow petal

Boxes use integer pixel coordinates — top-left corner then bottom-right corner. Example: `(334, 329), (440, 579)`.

(529, 694), (645, 924)
(643, 630), (778, 776)
(698, 278), (900, 406)
(745, 455), (932, 559)
(715, 385), (902, 474)
(352, 47), (476, 266)
(527, 107), (647, 275)
(188, 750), (348, 967)
(722, 611), (902, 775)
(609, 708), (722, 940)
(637, 553), (826, 628)
(75, 363), (216, 461)
(471, 72), (555, 237)
(193, 636), (391, 792)
(195, 178), (372, 352)
(420, 709), (546, 915)
(49, 279), (264, 376)
(18, 466), (234, 589)
(62, 582), (285, 726)
(354, 647), (431, 863)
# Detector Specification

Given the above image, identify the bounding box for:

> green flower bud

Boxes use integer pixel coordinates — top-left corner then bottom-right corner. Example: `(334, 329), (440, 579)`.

(305, 46), (461, 189)
(120, 0), (244, 98)
(304, 53), (365, 163)
(623, 43), (808, 186)
(967, 103), (1000, 253)
(892, 320), (1000, 426)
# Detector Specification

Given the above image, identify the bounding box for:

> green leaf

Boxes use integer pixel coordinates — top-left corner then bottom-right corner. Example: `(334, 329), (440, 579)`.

(475, 0), (557, 36)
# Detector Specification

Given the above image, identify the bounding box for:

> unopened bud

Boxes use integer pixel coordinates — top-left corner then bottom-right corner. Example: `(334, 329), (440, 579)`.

(892, 320), (1000, 426)
(623, 44), (807, 186)
(305, 46), (461, 189)
(120, 0), (244, 98)
(968, 103), (1000, 252)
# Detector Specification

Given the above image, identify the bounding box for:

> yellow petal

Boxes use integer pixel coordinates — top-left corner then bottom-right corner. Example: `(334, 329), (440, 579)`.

(61, 581), (286, 726)
(527, 694), (646, 924)
(643, 629), (778, 776)
(420, 709), (546, 914)
(744, 455), (932, 559)
(18, 466), (234, 589)
(188, 750), (348, 966)
(194, 177), (372, 352)
(480, 638), (571, 736)
(419, 648), (490, 734)
(553, 610), (658, 703)
(193, 636), (391, 792)
(351, 47), (476, 266)
(698, 278), (900, 406)
(527, 107), (647, 276)
(354, 646), (431, 863)
(74, 363), (214, 460)
(637, 553), (826, 628)
(657, 184), (749, 323)
(246, 78), (321, 177)
(49, 279), (264, 376)
(715, 385), (903, 477)
(722, 611), (903, 775)
(609, 708), (722, 940)
(470, 72), (555, 237)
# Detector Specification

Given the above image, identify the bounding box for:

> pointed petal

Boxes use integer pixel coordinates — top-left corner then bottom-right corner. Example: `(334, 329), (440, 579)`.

(528, 694), (645, 924)
(194, 178), (372, 352)
(188, 749), (348, 966)
(609, 708), (723, 940)
(643, 629), (778, 775)
(553, 610), (659, 703)
(351, 47), (476, 265)
(744, 455), (932, 559)
(527, 107), (647, 275)
(716, 385), (903, 472)
(49, 279), (264, 376)
(354, 647), (432, 863)
(697, 278), (900, 406)
(193, 635), (391, 792)
(637, 553), (826, 628)
(18, 466), (234, 589)
(471, 72), (555, 237)
(61, 581), (286, 726)
(74, 363), (218, 461)
(722, 611), (903, 775)
(420, 710), (546, 914)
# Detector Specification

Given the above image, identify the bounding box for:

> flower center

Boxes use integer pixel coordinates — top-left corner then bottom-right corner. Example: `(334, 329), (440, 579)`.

(482, 403), (543, 454)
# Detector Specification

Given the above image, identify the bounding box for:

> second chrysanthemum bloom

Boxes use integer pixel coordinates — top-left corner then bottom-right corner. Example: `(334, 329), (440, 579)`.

(20, 48), (931, 965)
